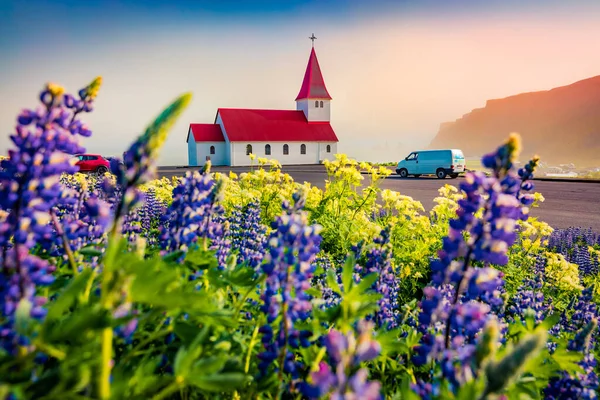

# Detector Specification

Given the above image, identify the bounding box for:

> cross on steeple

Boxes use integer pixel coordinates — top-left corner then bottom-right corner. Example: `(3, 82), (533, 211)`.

(309, 33), (317, 47)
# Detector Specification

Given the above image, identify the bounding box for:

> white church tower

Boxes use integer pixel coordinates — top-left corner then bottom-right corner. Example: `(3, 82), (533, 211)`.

(295, 34), (332, 122)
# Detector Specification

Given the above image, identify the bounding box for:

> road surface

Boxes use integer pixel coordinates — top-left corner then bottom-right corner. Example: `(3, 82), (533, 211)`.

(157, 165), (600, 231)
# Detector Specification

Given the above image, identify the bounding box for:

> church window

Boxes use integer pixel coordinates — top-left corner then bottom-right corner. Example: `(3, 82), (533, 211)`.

(320, 101), (324, 108)
(326, 145), (331, 153)
(315, 100), (319, 108)
(246, 144), (252, 155)
(300, 144), (306, 155)
(283, 144), (289, 155)
(265, 144), (271, 155)
(210, 145), (215, 155)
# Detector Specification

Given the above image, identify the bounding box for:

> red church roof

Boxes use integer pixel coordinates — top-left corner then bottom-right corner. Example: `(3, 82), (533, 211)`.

(217, 108), (338, 142)
(187, 123), (225, 142)
(295, 48), (332, 101)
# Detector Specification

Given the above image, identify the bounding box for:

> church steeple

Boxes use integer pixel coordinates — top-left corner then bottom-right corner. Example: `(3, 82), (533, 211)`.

(296, 36), (332, 122)
(295, 47), (332, 101)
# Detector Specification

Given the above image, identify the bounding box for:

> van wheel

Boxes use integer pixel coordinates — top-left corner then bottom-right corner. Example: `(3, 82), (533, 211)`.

(398, 168), (408, 178)
(450, 173), (459, 179)
(436, 169), (447, 179)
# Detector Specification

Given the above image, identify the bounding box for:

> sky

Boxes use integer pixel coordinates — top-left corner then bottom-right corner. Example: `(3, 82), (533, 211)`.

(1, 0), (600, 164)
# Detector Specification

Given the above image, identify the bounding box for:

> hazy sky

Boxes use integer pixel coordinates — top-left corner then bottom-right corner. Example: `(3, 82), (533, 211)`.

(2, 0), (600, 164)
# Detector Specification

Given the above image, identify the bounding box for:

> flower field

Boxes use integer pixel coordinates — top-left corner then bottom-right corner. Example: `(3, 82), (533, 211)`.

(1, 78), (599, 400)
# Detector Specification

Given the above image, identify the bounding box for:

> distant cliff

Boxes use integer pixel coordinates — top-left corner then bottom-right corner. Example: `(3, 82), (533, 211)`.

(429, 76), (600, 166)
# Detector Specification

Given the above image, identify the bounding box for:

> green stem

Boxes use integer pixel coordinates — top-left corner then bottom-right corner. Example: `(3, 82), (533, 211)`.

(245, 323), (260, 373)
(234, 276), (265, 317)
(152, 380), (183, 400)
(33, 341), (66, 360)
(120, 326), (171, 365)
(50, 209), (79, 276)
(310, 347), (327, 372)
(98, 225), (122, 399)
(80, 267), (97, 305)
(99, 327), (113, 399)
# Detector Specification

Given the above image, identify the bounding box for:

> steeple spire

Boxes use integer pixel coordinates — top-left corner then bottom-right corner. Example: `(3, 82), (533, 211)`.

(295, 44), (332, 101)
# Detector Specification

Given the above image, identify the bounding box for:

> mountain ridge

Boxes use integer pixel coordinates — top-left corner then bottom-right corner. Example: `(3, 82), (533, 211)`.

(429, 75), (600, 166)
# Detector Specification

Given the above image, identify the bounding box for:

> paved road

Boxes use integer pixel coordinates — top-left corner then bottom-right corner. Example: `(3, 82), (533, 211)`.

(157, 165), (600, 231)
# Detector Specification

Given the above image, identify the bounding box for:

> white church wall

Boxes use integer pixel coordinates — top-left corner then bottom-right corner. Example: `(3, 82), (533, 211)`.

(195, 142), (228, 166)
(214, 113), (232, 166)
(231, 142), (324, 166)
(296, 99), (330, 122)
(318, 142), (337, 162)
(187, 132), (198, 166)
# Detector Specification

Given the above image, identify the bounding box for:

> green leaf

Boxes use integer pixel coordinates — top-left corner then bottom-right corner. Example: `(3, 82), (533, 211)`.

(226, 264), (260, 287)
(341, 254), (355, 292)
(397, 375), (421, 400)
(326, 269), (342, 295)
(187, 373), (249, 392)
(163, 250), (185, 263)
(78, 246), (103, 257)
(550, 346), (585, 375)
(103, 236), (130, 274)
(353, 273), (378, 295)
(456, 379), (485, 400)
(46, 268), (94, 321)
(305, 288), (322, 298)
(192, 356), (227, 376)
(127, 258), (233, 325)
(376, 329), (413, 355)
(174, 325), (210, 379)
(539, 312), (561, 331)
(185, 247), (218, 271)
(45, 306), (111, 342)
(173, 321), (200, 346)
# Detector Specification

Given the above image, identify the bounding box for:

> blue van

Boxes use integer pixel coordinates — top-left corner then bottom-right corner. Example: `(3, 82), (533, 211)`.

(396, 149), (465, 179)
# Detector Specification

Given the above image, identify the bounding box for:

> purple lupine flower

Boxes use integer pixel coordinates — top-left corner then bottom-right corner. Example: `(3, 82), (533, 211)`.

(515, 156), (539, 218)
(122, 210), (143, 247)
(0, 79), (101, 355)
(506, 274), (552, 325)
(312, 256), (341, 310)
(548, 227), (600, 278)
(140, 188), (166, 247)
(355, 228), (401, 329)
(559, 287), (598, 341)
(113, 301), (139, 344)
(412, 380), (438, 400)
(413, 135), (529, 391)
(211, 213), (231, 269)
(545, 319), (599, 399)
(46, 175), (111, 258)
(159, 168), (224, 262)
(258, 192), (322, 382)
(301, 320), (382, 400)
(228, 201), (268, 270)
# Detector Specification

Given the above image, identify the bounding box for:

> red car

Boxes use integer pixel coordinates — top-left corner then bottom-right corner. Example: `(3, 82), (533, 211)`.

(75, 154), (110, 174)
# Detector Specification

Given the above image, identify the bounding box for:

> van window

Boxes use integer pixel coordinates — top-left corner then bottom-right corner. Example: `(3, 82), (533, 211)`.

(406, 152), (418, 161)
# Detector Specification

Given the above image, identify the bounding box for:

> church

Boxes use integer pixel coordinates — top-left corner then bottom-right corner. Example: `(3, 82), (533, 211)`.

(186, 40), (339, 167)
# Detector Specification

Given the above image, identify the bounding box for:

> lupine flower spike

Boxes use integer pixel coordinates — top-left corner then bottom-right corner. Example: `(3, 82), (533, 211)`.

(413, 133), (535, 393)
(258, 191), (322, 389)
(0, 78), (102, 355)
(301, 320), (382, 400)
